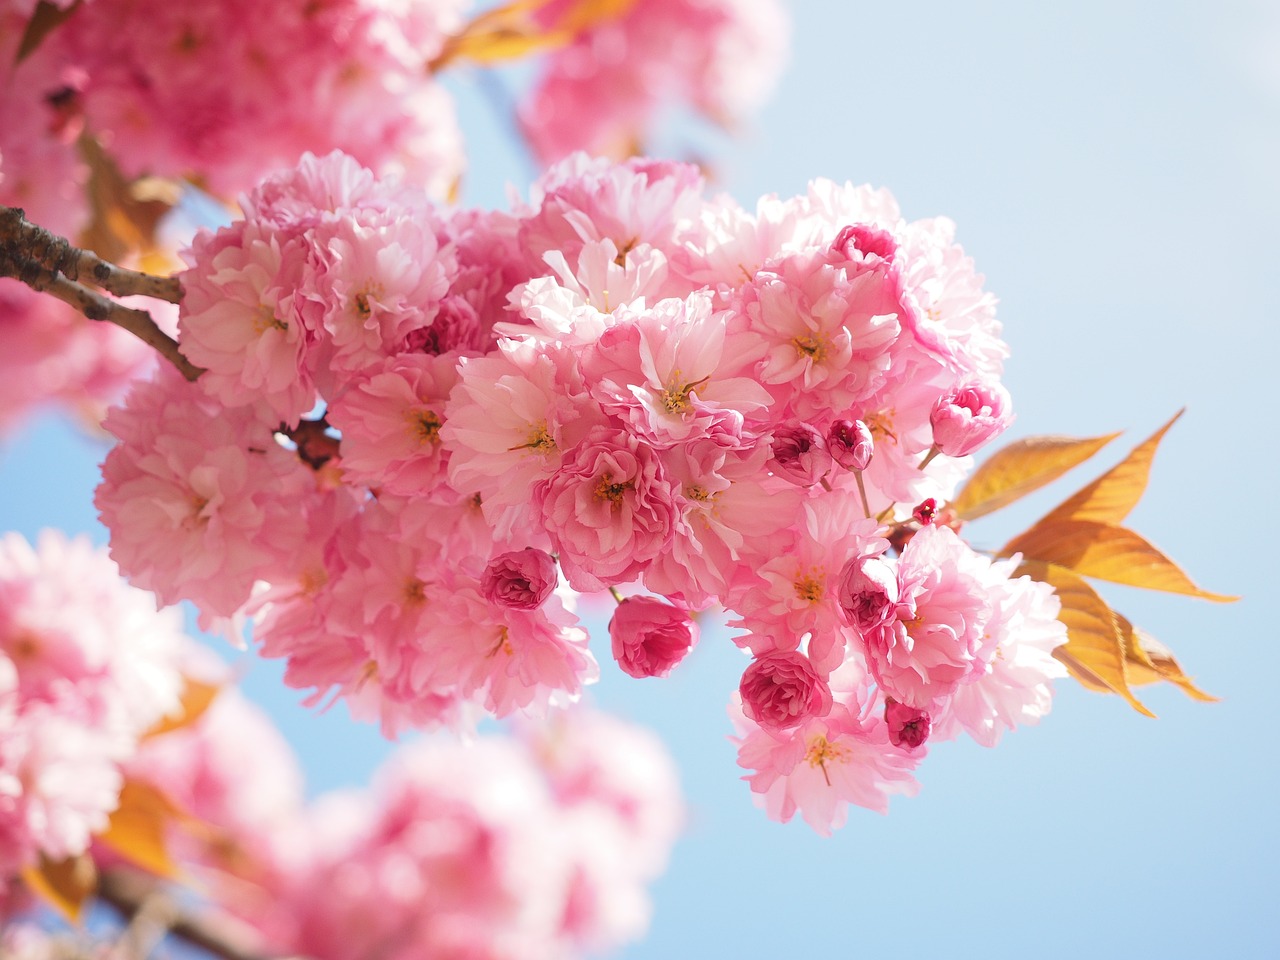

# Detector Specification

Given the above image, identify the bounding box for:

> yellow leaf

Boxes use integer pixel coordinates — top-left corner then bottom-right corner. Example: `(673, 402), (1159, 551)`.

(1019, 560), (1155, 716)
(947, 431), (1120, 521)
(1115, 613), (1218, 702)
(143, 676), (221, 739)
(77, 134), (177, 266)
(1004, 519), (1238, 602)
(96, 780), (184, 880)
(1037, 409), (1184, 526)
(430, 0), (636, 71)
(19, 853), (97, 924)
(15, 0), (83, 65)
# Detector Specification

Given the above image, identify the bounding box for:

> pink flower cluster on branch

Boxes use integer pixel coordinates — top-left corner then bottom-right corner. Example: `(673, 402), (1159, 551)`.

(94, 149), (1062, 832)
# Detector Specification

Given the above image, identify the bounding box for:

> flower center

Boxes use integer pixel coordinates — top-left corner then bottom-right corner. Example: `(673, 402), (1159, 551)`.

(804, 734), (849, 786)
(509, 421), (556, 455)
(793, 333), (827, 362)
(594, 471), (632, 504)
(794, 572), (825, 604)
(409, 409), (442, 445)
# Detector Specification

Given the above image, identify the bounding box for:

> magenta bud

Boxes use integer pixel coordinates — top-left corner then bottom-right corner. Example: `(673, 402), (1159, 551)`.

(609, 597), (699, 679)
(831, 223), (898, 262)
(912, 499), (938, 526)
(828, 418), (874, 471)
(480, 549), (558, 609)
(884, 697), (931, 749)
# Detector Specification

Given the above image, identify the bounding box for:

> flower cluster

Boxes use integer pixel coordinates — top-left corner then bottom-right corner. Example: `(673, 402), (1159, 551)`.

(127, 696), (681, 960)
(95, 149), (1067, 831)
(0, 530), (186, 876)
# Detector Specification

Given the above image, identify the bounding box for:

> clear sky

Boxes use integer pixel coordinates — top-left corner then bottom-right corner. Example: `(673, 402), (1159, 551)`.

(1, 1), (1277, 957)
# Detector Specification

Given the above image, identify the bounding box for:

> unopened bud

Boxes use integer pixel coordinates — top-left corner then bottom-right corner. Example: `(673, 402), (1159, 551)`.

(884, 697), (931, 749)
(827, 418), (874, 471)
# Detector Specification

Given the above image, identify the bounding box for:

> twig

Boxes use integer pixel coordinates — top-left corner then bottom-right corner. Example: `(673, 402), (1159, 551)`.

(0, 205), (203, 382)
(96, 867), (307, 960)
(0, 204), (183, 302)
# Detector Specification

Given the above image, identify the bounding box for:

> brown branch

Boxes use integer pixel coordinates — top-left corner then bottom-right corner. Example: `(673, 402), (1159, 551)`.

(0, 205), (203, 382)
(0, 204), (183, 302)
(96, 867), (309, 960)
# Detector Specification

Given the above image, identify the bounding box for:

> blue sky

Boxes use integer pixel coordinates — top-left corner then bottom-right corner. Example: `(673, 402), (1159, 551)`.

(2, 1), (1277, 957)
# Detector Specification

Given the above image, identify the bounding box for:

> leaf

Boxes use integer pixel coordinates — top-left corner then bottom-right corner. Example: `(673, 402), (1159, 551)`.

(19, 853), (97, 924)
(1037, 409), (1184, 526)
(15, 0), (83, 65)
(1004, 519), (1238, 602)
(96, 780), (184, 880)
(77, 134), (179, 266)
(430, 0), (636, 70)
(1019, 560), (1155, 716)
(947, 431), (1121, 521)
(144, 676), (221, 739)
(1115, 613), (1218, 702)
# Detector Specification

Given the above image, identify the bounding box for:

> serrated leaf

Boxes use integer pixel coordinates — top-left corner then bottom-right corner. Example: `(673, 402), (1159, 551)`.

(96, 780), (183, 880)
(15, 0), (82, 65)
(19, 853), (97, 924)
(1019, 560), (1155, 716)
(948, 431), (1121, 521)
(1004, 520), (1238, 602)
(143, 676), (220, 739)
(1037, 409), (1184, 526)
(1115, 612), (1217, 702)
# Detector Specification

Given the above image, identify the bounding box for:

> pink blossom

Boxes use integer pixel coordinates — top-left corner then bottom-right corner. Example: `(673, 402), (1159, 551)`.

(480, 549), (558, 610)
(739, 651), (833, 731)
(767, 421), (831, 486)
(861, 525), (998, 709)
(608, 597), (699, 679)
(929, 379), (1014, 457)
(535, 425), (677, 592)
(836, 553), (899, 636)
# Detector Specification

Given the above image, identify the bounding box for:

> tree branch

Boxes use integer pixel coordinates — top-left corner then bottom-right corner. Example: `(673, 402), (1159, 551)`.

(96, 867), (308, 960)
(0, 204), (203, 382)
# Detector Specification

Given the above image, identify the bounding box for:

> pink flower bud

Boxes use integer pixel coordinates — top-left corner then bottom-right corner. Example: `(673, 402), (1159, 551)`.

(480, 549), (558, 609)
(738, 651), (833, 731)
(609, 597), (699, 679)
(827, 418), (874, 471)
(929, 380), (1013, 458)
(884, 697), (931, 749)
(831, 223), (898, 262)
(836, 555), (899, 635)
(912, 498), (937, 526)
(768, 422), (831, 486)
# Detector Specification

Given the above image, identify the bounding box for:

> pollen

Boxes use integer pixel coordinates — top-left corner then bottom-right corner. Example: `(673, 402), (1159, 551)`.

(353, 282), (386, 320)
(684, 484), (710, 502)
(863, 409), (899, 444)
(254, 303), (287, 334)
(403, 578), (427, 605)
(804, 734), (849, 787)
(793, 572), (825, 604)
(793, 333), (827, 363)
(487, 626), (513, 658)
(659, 372), (711, 415)
(409, 408), (443, 444)
(509, 421), (556, 455)
(594, 471), (632, 504)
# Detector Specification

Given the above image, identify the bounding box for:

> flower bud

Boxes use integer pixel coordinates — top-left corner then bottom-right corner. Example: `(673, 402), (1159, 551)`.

(768, 422), (831, 486)
(912, 498), (937, 526)
(827, 418), (873, 471)
(836, 555), (899, 635)
(831, 223), (898, 262)
(929, 380), (1013, 458)
(480, 549), (557, 609)
(609, 597), (699, 679)
(884, 697), (931, 749)
(738, 651), (833, 731)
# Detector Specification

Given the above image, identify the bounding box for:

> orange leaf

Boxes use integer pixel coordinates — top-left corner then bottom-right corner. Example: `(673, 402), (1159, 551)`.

(430, 0), (636, 70)
(77, 135), (178, 266)
(19, 852), (97, 924)
(1019, 560), (1154, 716)
(947, 431), (1120, 521)
(1115, 613), (1217, 702)
(96, 780), (184, 880)
(144, 676), (221, 739)
(1036, 409), (1184, 526)
(1004, 520), (1238, 602)
(15, 0), (83, 64)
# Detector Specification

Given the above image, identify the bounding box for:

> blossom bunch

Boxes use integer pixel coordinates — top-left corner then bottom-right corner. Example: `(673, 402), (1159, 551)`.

(95, 149), (1068, 832)
(0, 530), (186, 876)
(124, 695), (681, 960)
